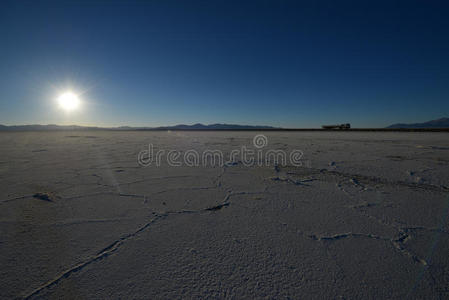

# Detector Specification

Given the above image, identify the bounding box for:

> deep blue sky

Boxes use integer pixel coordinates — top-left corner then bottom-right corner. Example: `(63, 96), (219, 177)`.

(1, 0), (448, 127)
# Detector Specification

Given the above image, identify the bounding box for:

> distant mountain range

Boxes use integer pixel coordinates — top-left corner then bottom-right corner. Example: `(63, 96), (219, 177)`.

(0, 123), (276, 131)
(154, 123), (275, 130)
(387, 117), (449, 129)
(1, 118), (448, 131)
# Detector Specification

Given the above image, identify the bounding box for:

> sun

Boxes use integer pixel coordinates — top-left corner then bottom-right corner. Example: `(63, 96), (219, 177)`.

(57, 92), (80, 111)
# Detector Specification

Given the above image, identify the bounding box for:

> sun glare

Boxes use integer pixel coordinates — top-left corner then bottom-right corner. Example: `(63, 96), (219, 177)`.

(57, 92), (80, 111)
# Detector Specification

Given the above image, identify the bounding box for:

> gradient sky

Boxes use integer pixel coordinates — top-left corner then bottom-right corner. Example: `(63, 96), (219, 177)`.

(1, 0), (449, 128)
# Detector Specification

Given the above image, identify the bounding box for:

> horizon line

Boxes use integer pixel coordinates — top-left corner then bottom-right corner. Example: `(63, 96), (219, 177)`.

(1, 123), (449, 132)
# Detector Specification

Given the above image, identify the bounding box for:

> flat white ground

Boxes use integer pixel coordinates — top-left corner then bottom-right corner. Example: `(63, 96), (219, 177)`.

(1, 131), (448, 299)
